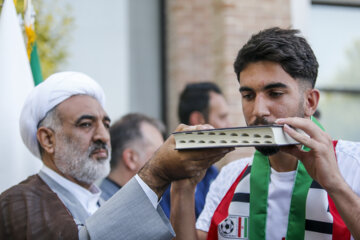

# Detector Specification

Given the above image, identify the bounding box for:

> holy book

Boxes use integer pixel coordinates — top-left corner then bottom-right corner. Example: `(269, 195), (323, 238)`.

(173, 125), (301, 149)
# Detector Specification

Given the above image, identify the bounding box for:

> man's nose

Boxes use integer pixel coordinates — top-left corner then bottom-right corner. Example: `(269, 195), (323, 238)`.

(93, 122), (110, 144)
(252, 94), (270, 118)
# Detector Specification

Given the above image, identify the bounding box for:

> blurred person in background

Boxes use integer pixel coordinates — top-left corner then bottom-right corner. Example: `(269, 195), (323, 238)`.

(99, 113), (165, 200)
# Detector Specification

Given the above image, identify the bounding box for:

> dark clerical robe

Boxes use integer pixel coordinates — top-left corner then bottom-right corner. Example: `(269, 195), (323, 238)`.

(0, 174), (78, 239)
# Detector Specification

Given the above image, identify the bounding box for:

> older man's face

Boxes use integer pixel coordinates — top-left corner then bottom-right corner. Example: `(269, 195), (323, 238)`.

(53, 95), (111, 185)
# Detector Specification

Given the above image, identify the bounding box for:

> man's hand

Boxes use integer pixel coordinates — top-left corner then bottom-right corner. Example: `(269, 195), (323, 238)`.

(276, 117), (360, 239)
(138, 124), (234, 198)
(275, 117), (343, 191)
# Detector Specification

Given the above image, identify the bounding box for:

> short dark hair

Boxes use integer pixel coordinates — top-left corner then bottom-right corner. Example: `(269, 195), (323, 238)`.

(109, 113), (164, 169)
(234, 27), (318, 88)
(178, 82), (222, 124)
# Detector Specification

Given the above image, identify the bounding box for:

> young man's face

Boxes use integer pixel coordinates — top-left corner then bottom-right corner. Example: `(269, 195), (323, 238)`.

(239, 61), (310, 156)
(239, 61), (307, 126)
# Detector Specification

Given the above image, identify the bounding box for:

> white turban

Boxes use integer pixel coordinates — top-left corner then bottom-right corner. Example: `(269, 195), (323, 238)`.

(20, 71), (106, 159)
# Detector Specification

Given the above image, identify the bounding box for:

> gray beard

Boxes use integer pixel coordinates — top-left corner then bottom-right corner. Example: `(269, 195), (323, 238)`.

(54, 133), (111, 185)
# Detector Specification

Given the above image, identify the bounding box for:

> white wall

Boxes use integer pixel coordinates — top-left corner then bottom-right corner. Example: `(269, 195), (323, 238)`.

(60, 0), (162, 122)
(128, 0), (162, 120)
(60, 0), (130, 122)
(290, 0), (311, 37)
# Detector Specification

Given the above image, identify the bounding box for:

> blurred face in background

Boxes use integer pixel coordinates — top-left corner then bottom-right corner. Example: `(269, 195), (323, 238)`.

(207, 91), (231, 128)
(131, 122), (164, 172)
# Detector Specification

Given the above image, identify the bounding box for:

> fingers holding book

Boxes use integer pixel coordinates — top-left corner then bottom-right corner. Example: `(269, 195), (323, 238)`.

(275, 117), (341, 189)
(139, 124), (234, 198)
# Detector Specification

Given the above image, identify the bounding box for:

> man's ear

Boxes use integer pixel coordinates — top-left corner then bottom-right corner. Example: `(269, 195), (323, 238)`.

(189, 111), (206, 125)
(36, 127), (56, 155)
(304, 88), (320, 117)
(121, 148), (138, 171)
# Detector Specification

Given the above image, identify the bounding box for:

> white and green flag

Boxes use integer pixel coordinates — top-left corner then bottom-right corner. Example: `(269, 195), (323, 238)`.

(0, 0), (42, 193)
(24, 0), (43, 85)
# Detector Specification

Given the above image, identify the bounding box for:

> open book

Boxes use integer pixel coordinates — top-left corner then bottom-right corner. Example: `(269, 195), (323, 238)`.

(173, 125), (301, 150)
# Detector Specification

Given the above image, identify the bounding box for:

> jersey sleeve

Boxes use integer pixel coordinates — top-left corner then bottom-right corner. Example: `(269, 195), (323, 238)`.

(336, 140), (360, 196)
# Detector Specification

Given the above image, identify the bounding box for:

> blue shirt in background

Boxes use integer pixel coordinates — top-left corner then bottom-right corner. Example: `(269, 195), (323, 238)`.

(99, 177), (122, 201)
(159, 165), (218, 219)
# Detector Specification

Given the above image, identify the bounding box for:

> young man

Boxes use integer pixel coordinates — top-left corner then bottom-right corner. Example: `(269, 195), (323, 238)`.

(0, 71), (232, 239)
(160, 82), (230, 218)
(99, 113), (165, 200)
(171, 27), (360, 240)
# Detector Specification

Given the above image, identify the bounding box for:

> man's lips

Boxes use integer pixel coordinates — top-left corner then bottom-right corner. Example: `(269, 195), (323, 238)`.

(91, 148), (108, 158)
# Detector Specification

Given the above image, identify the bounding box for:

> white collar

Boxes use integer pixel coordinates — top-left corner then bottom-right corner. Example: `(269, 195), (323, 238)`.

(41, 165), (101, 215)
